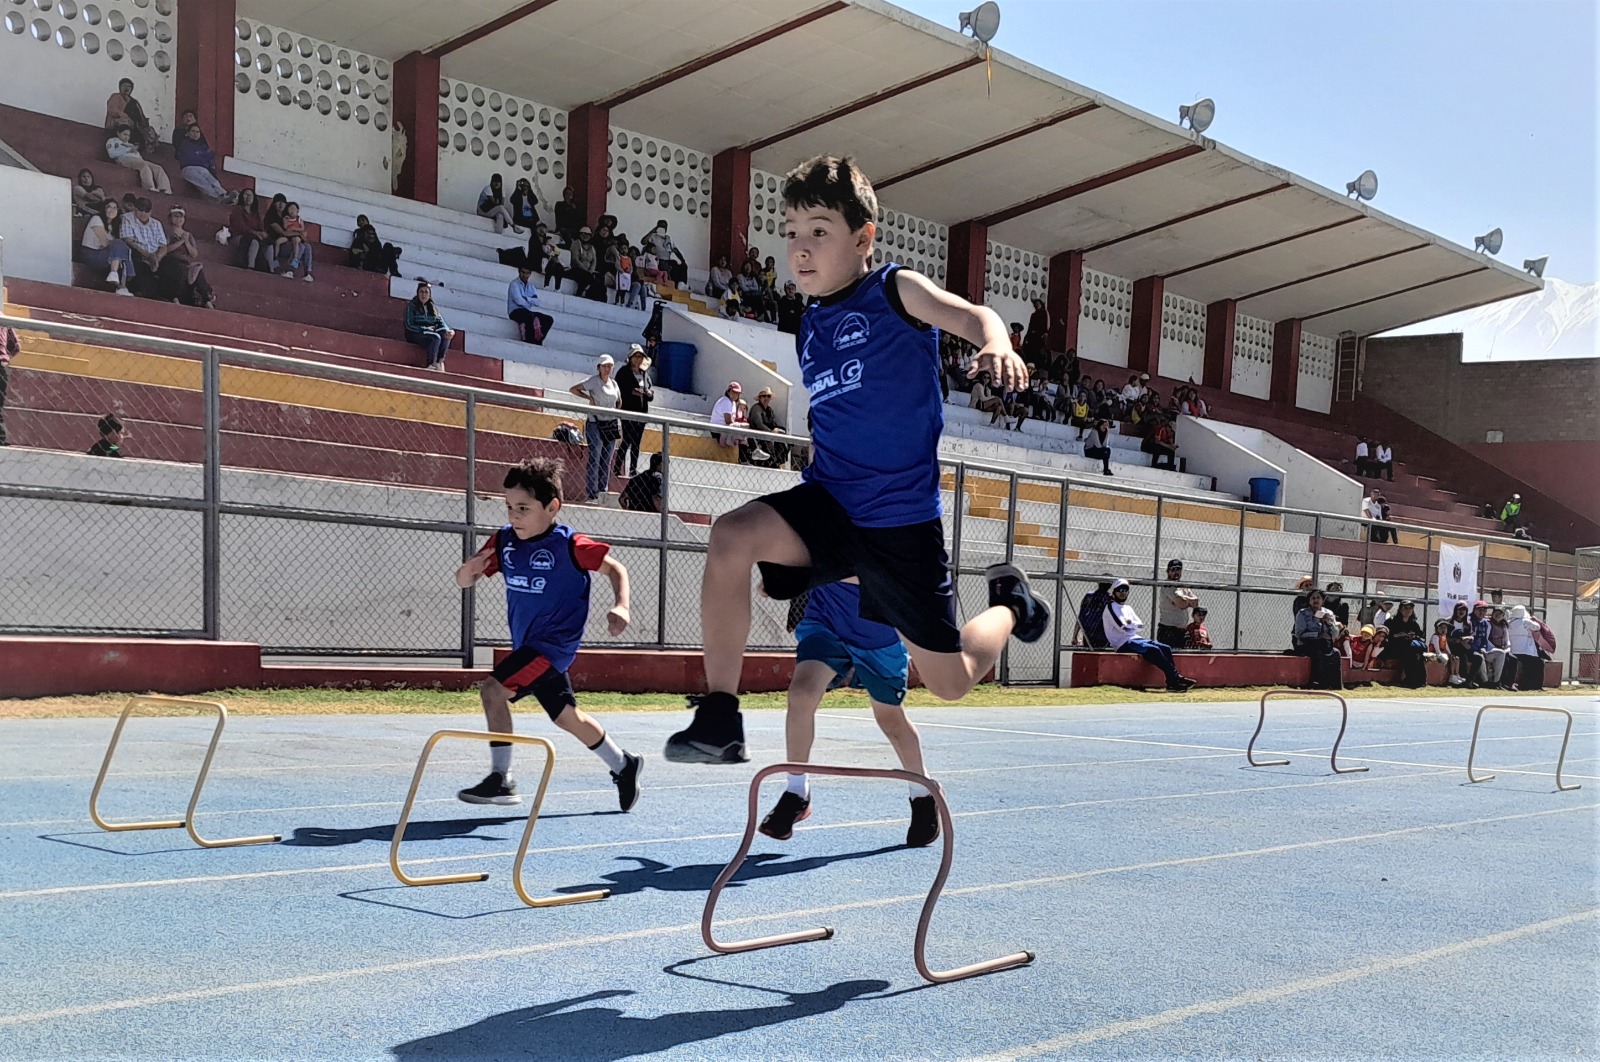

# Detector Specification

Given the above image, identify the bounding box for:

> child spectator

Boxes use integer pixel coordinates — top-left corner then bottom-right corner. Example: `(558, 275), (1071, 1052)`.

(506, 262), (553, 345)
(453, 458), (642, 810)
(1351, 624), (1388, 669)
(228, 189), (273, 272)
(477, 173), (521, 234)
(759, 579), (939, 847)
(1007, 322), (1024, 352)
(174, 122), (236, 204)
(665, 156), (1051, 763)
(619, 451), (664, 514)
(72, 169), (109, 218)
(1184, 607), (1213, 650)
(0, 325), (17, 446)
(156, 206), (214, 308)
(104, 78), (159, 155)
(1424, 620), (1452, 667)
(277, 202), (314, 282)
(87, 413), (127, 457)
(348, 214), (401, 276)
(403, 281), (453, 371)
(78, 200), (136, 295)
(105, 124), (171, 193)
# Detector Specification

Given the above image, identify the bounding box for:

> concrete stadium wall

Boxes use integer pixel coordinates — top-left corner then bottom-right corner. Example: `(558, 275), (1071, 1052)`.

(0, 0), (176, 134)
(606, 125), (710, 282)
(1296, 331), (1335, 415)
(0, 168), (72, 286)
(1197, 417), (1363, 526)
(436, 78), (569, 219)
(1230, 312), (1273, 400)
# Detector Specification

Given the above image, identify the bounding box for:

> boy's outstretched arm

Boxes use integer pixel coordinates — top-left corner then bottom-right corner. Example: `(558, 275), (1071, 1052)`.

(599, 555), (631, 635)
(894, 269), (1028, 392)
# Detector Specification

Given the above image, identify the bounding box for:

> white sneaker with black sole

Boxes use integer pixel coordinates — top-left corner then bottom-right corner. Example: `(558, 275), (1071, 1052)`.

(457, 771), (520, 805)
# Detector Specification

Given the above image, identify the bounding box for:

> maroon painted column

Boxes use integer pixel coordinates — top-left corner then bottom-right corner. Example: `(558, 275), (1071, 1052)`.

(946, 221), (988, 304)
(1127, 275), (1164, 377)
(1271, 318), (1302, 406)
(176, 0), (236, 158)
(392, 51), (440, 204)
(566, 103), (611, 227)
(1203, 298), (1236, 392)
(1047, 249), (1082, 354)
(710, 147), (751, 270)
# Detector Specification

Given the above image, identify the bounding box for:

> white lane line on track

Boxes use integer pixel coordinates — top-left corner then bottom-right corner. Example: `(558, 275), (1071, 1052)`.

(0, 803), (1591, 1027)
(0, 767), (1505, 900)
(959, 906), (1600, 1061)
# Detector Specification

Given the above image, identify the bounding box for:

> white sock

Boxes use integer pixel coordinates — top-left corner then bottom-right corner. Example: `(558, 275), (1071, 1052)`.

(908, 782), (931, 799)
(786, 772), (810, 799)
(588, 732), (628, 772)
(489, 742), (512, 774)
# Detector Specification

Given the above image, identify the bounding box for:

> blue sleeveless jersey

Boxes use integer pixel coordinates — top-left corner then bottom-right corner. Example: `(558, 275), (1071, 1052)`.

(802, 581), (900, 651)
(481, 523), (608, 672)
(798, 263), (943, 527)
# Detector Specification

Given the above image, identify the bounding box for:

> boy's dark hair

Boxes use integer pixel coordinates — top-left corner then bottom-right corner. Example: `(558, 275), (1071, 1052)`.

(647, 451), (663, 473)
(97, 413), (123, 436)
(782, 155), (877, 233)
(503, 457), (564, 504)
(1192, 607), (1208, 617)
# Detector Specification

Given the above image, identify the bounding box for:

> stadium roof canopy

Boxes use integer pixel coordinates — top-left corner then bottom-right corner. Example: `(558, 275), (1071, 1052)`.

(242, 0), (1541, 337)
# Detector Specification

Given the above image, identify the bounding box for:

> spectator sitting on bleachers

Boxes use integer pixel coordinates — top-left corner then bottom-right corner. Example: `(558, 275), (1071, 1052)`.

(1373, 440), (1394, 481)
(747, 386), (790, 469)
(1499, 493), (1525, 535)
(528, 223), (564, 290)
(477, 173), (522, 235)
(968, 370), (1018, 430)
(1104, 579), (1196, 692)
(72, 169), (109, 218)
(118, 197), (166, 297)
(105, 124), (171, 194)
(553, 186), (581, 245)
(156, 206), (215, 309)
(1141, 413), (1179, 471)
(1185, 607), (1213, 650)
(170, 108), (197, 151)
(1073, 579), (1113, 647)
(1323, 582), (1350, 626)
(710, 381), (769, 464)
(734, 261), (768, 320)
(0, 324), (17, 446)
(1293, 589), (1343, 690)
(509, 177), (540, 231)
(1445, 601), (1485, 688)
(610, 241), (633, 306)
(1424, 621), (1452, 667)
(1119, 373), (1144, 414)
(104, 78), (159, 155)
(228, 189), (273, 272)
(275, 202), (314, 282)
(625, 245), (652, 311)
(78, 199), (135, 295)
(404, 280), (453, 371)
(642, 220), (688, 288)
(507, 261), (553, 345)
(1487, 606), (1513, 688)
(87, 413), (127, 457)
(706, 255), (734, 299)
(776, 281), (805, 335)
(1083, 418), (1115, 476)
(1066, 385), (1090, 439)
(348, 214), (402, 277)
(174, 121), (236, 205)
(1350, 623), (1386, 669)
(568, 226), (604, 301)
(619, 451), (664, 513)
(1379, 601), (1427, 688)
(1007, 322), (1024, 353)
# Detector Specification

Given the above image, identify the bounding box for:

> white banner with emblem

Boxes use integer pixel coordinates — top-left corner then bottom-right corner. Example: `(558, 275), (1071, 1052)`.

(1438, 542), (1480, 618)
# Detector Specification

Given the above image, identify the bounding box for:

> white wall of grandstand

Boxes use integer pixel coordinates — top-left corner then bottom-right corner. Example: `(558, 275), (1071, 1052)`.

(436, 78), (565, 217)
(1077, 267), (1132, 368)
(1158, 291), (1206, 385)
(1231, 312), (1274, 400)
(1296, 330), (1336, 414)
(746, 168), (790, 287)
(984, 240), (1045, 342)
(0, 0), (176, 133)
(605, 126), (711, 280)
(230, 18), (393, 194)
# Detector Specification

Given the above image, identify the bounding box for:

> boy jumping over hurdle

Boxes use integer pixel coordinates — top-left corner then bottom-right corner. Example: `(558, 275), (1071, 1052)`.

(455, 458), (644, 810)
(760, 579), (938, 847)
(667, 155), (1049, 764)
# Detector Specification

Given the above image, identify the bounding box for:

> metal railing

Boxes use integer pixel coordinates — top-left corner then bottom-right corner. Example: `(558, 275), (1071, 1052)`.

(0, 314), (1558, 683)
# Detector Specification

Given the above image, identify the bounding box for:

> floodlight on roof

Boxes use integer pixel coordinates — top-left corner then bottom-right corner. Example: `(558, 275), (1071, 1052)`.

(1345, 170), (1378, 201)
(958, 2), (1001, 43)
(1473, 228), (1503, 255)
(1178, 98), (1215, 134)
(1523, 255), (1548, 278)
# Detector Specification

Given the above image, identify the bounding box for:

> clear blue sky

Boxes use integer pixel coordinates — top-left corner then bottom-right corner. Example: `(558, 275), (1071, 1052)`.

(898, 0), (1598, 284)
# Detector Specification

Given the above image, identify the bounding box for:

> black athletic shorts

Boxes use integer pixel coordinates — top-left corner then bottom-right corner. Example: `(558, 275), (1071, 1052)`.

(491, 648), (578, 721)
(755, 481), (961, 655)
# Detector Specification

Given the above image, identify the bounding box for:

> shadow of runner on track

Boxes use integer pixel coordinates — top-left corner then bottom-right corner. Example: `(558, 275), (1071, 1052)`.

(389, 981), (891, 1061)
(281, 811), (621, 847)
(555, 845), (910, 897)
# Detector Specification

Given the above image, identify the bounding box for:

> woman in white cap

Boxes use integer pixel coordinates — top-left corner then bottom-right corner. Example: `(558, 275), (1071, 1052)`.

(571, 354), (622, 500)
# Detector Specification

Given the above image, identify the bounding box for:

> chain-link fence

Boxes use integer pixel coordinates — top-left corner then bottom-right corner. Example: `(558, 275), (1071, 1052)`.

(0, 313), (1565, 684)
(1572, 547), (1600, 685)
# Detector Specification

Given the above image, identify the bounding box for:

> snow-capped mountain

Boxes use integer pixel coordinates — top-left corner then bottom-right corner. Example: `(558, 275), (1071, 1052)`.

(1380, 276), (1597, 362)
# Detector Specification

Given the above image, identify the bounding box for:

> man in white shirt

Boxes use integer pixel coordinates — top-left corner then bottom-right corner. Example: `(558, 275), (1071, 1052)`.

(1103, 579), (1195, 692)
(1353, 437), (1372, 477)
(1373, 441), (1394, 482)
(1154, 559), (1199, 648)
(1373, 599), (1395, 630)
(1119, 374), (1144, 411)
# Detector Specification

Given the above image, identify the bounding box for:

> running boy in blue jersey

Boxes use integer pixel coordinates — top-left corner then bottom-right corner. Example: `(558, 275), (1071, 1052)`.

(455, 458), (644, 810)
(759, 579), (939, 846)
(667, 155), (1048, 764)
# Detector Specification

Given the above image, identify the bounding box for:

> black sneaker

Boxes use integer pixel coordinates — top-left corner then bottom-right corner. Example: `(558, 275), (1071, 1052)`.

(906, 796), (940, 848)
(664, 692), (748, 764)
(1166, 676), (1198, 693)
(611, 753), (643, 812)
(457, 772), (520, 805)
(986, 563), (1051, 644)
(758, 791), (812, 841)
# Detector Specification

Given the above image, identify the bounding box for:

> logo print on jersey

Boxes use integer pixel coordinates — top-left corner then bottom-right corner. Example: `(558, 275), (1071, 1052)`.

(808, 358), (864, 407)
(833, 312), (870, 350)
(530, 549), (555, 571)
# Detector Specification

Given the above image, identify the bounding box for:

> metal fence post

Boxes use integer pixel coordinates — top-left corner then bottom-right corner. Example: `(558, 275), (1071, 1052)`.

(201, 347), (221, 640)
(1310, 514), (1323, 590)
(1000, 471), (1019, 684)
(1233, 505), (1247, 651)
(949, 463), (966, 580)
(459, 394), (478, 669)
(1423, 533), (1434, 623)
(658, 422), (672, 649)
(1054, 475), (1069, 687)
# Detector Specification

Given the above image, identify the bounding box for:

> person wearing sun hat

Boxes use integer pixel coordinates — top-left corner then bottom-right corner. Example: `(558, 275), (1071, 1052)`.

(613, 344), (654, 478)
(747, 384), (789, 468)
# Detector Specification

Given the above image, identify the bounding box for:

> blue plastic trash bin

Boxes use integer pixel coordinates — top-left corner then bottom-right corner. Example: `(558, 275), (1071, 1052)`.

(1248, 477), (1280, 505)
(655, 341), (697, 394)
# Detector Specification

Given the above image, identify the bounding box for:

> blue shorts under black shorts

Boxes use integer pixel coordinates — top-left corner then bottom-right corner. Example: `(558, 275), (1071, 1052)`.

(794, 618), (910, 706)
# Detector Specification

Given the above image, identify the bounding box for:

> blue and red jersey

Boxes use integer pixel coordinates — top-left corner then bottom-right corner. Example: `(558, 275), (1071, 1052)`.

(476, 523), (609, 672)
